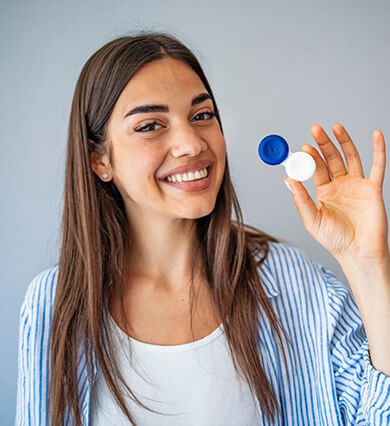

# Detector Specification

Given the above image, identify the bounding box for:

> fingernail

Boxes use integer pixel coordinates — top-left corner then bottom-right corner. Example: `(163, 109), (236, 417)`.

(284, 180), (293, 193)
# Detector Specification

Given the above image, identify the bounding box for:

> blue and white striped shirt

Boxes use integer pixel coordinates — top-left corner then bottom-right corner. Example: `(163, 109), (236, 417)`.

(15, 241), (390, 425)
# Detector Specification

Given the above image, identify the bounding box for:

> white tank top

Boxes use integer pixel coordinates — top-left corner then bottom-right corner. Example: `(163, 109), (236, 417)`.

(90, 313), (263, 425)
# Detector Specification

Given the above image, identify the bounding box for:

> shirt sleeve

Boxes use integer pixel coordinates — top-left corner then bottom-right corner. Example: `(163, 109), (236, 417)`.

(15, 270), (53, 426)
(319, 263), (390, 424)
(15, 283), (33, 426)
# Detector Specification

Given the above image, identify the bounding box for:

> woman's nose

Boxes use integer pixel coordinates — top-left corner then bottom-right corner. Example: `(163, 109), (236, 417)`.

(169, 125), (208, 157)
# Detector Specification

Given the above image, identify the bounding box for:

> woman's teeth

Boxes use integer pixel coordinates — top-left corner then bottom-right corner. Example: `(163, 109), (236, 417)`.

(166, 168), (208, 183)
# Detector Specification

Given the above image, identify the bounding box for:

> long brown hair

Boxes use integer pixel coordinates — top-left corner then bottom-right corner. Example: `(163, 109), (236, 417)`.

(49, 30), (295, 425)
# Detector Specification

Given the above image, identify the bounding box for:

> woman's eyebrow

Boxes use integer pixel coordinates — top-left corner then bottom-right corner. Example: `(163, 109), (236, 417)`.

(123, 92), (212, 119)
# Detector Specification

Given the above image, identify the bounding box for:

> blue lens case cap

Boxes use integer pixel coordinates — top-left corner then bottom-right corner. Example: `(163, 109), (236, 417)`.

(258, 134), (289, 165)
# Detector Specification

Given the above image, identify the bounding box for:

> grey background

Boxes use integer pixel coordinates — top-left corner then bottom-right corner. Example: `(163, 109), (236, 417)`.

(1, 0), (389, 423)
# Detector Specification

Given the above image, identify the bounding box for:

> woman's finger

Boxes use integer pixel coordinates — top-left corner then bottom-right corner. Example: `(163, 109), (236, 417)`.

(368, 129), (386, 187)
(310, 123), (347, 179)
(301, 143), (332, 187)
(331, 123), (364, 178)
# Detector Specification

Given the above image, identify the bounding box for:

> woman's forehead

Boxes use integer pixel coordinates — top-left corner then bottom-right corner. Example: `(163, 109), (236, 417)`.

(115, 63), (208, 117)
(121, 59), (204, 100)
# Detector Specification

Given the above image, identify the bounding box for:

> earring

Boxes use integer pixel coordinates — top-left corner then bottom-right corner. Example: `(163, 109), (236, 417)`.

(102, 172), (109, 180)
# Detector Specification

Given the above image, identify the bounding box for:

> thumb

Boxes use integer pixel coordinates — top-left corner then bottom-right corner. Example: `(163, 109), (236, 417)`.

(284, 178), (320, 232)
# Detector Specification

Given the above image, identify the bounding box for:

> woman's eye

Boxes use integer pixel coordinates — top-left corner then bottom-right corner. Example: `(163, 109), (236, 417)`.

(192, 111), (216, 122)
(134, 121), (162, 133)
(134, 111), (216, 133)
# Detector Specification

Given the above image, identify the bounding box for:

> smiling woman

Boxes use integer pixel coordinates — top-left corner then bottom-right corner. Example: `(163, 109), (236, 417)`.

(16, 30), (390, 426)
(14, 31), (289, 426)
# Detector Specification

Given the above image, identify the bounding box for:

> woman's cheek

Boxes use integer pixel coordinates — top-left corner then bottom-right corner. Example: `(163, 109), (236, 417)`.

(215, 136), (227, 159)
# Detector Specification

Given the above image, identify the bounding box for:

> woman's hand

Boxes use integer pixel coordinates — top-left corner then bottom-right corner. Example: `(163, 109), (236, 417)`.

(285, 123), (389, 266)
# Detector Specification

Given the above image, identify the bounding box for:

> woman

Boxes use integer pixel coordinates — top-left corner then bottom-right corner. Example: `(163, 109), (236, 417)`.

(15, 31), (390, 425)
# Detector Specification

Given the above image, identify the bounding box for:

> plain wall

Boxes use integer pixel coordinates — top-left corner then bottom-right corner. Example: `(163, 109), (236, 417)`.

(1, 0), (389, 423)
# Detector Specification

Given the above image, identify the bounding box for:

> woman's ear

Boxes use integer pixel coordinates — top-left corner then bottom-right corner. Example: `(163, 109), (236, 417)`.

(89, 140), (111, 180)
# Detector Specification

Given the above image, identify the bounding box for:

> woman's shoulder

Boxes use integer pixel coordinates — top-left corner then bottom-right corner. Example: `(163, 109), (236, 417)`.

(21, 264), (59, 322)
(263, 239), (318, 272)
(257, 239), (334, 298)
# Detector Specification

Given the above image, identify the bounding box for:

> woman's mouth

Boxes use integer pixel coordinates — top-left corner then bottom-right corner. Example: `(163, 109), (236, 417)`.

(160, 166), (213, 192)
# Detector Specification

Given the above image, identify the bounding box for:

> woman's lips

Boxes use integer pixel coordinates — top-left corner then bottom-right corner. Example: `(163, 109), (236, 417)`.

(160, 166), (212, 192)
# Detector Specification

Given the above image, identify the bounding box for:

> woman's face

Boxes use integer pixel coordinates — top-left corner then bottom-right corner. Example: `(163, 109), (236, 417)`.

(92, 56), (226, 221)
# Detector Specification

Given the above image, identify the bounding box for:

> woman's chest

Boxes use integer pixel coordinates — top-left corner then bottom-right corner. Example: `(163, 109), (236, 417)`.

(109, 281), (222, 345)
